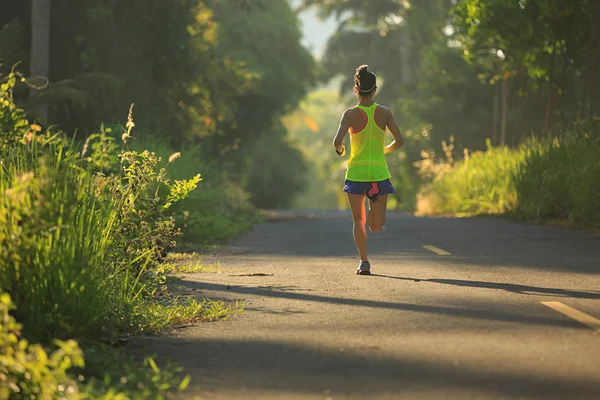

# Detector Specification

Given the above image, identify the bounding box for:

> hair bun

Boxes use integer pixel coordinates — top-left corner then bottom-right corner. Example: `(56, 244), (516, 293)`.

(354, 64), (377, 94)
(357, 65), (369, 77)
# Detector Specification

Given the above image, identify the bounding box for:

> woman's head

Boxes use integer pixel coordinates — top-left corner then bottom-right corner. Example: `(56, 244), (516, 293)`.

(354, 65), (377, 97)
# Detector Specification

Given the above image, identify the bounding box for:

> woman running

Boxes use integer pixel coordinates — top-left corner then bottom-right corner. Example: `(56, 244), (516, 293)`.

(333, 65), (404, 275)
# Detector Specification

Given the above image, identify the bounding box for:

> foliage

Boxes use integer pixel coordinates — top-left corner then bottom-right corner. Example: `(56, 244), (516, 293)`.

(0, 69), (249, 399)
(416, 138), (523, 215)
(0, 291), (195, 399)
(2, 0), (316, 210)
(1, 0), (255, 140)
(304, 0), (600, 147)
(453, 0), (600, 133)
(198, 0), (315, 208)
(514, 128), (600, 227)
(0, 77), (201, 342)
(127, 135), (259, 243)
(0, 292), (84, 399)
(415, 130), (600, 229)
(245, 124), (309, 209)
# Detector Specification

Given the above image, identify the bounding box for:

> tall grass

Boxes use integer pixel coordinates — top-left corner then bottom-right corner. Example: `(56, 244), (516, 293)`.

(416, 140), (524, 216)
(1, 69), (249, 398)
(3, 140), (113, 340)
(0, 133), (157, 341)
(129, 134), (258, 243)
(1, 74), (208, 343)
(515, 133), (600, 227)
(416, 131), (600, 229)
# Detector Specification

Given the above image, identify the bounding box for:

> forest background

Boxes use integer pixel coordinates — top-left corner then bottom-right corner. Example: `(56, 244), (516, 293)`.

(1, 0), (599, 397)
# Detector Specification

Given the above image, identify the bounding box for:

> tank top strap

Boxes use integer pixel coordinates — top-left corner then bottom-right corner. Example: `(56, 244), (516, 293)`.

(356, 103), (378, 121)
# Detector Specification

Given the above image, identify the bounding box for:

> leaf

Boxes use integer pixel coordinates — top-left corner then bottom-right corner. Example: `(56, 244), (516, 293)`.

(147, 357), (160, 374)
(303, 115), (319, 132)
(179, 375), (191, 391)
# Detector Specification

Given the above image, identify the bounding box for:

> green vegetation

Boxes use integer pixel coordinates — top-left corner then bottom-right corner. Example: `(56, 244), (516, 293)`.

(301, 0), (599, 224)
(1, 0), (598, 395)
(1, 1), (312, 398)
(416, 138), (524, 216)
(2, 0), (314, 211)
(0, 74), (241, 398)
(416, 132), (600, 230)
(514, 131), (600, 228)
(1, 290), (197, 399)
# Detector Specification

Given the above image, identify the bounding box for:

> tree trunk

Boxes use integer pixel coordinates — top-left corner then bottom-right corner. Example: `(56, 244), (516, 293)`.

(500, 77), (508, 146)
(30, 0), (51, 124)
(492, 82), (499, 145)
(400, 28), (410, 84)
(544, 41), (557, 135)
(559, 52), (569, 125)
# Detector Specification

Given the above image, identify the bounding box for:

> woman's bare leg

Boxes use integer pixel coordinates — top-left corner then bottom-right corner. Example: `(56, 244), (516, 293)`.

(347, 193), (368, 261)
(368, 194), (389, 232)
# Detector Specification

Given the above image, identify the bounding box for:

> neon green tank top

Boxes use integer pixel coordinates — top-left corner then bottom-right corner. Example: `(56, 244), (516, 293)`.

(345, 103), (391, 182)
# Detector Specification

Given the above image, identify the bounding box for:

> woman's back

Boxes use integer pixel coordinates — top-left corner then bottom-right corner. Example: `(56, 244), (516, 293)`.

(331, 64), (405, 275)
(346, 103), (392, 182)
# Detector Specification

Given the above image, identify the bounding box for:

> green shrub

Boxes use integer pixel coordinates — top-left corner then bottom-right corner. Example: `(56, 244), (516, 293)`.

(0, 77), (201, 341)
(0, 291), (84, 399)
(415, 131), (600, 229)
(515, 132), (600, 228)
(0, 66), (245, 400)
(128, 134), (258, 244)
(0, 290), (193, 399)
(245, 130), (308, 210)
(416, 139), (524, 215)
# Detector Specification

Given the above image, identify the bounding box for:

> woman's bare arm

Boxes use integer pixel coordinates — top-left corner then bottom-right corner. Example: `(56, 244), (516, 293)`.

(384, 109), (404, 154)
(333, 110), (351, 153)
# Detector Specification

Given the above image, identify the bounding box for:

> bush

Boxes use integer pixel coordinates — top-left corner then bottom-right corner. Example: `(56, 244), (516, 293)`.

(0, 291), (84, 399)
(0, 290), (192, 399)
(515, 132), (600, 228)
(0, 76), (200, 342)
(1, 65), (249, 399)
(416, 138), (523, 215)
(415, 131), (600, 229)
(128, 134), (258, 244)
(246, 130), (308, 210)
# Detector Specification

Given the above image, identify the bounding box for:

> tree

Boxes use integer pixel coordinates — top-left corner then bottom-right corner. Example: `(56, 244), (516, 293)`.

(302, 0), (494, 150)
(200, 0), (315, 208)
(30, 0), (50, 123)
(453, 0), (600, 138)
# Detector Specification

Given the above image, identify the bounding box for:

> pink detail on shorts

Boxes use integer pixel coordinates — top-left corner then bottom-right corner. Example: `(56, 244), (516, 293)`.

(368, 183), (380, 197)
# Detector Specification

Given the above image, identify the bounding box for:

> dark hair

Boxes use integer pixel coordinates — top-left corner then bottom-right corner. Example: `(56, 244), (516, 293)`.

(354, 65), (377, 95)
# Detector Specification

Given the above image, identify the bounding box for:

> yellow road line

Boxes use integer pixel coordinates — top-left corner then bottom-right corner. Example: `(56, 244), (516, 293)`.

(541, 301), (600, 333)
(422, 245), (451, 256)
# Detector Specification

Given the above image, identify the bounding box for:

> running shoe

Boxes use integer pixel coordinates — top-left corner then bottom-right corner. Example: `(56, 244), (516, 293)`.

(356, 260), (371, 275)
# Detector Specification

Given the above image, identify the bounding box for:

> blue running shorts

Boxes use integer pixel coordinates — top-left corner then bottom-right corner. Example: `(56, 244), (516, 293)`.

(343, 179), (395, 202)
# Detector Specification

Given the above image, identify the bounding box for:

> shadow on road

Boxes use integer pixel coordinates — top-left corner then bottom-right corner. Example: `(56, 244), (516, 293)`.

(227, 212), (600, 275)
(180, 281), (583, 329)
(370, 275), (600, 299)
(133, 336), (600, 400)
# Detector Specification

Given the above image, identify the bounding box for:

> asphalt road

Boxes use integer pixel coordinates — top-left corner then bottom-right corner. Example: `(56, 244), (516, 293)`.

(133, 211), (600, 400)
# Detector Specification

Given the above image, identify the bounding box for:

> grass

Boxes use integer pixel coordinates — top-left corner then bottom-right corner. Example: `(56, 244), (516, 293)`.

(0, 76), (248, 398)
(125, 296), (243, 331)
(514, 133), (600, 228)
(160, 260), (226, 274)
(129, 135), (260, 244)
(416, 131), (600, 230)
(416, 140), (523, 216)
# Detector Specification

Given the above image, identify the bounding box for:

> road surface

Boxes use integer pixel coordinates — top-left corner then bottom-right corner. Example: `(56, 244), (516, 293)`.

(133, 211), (600, 400)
